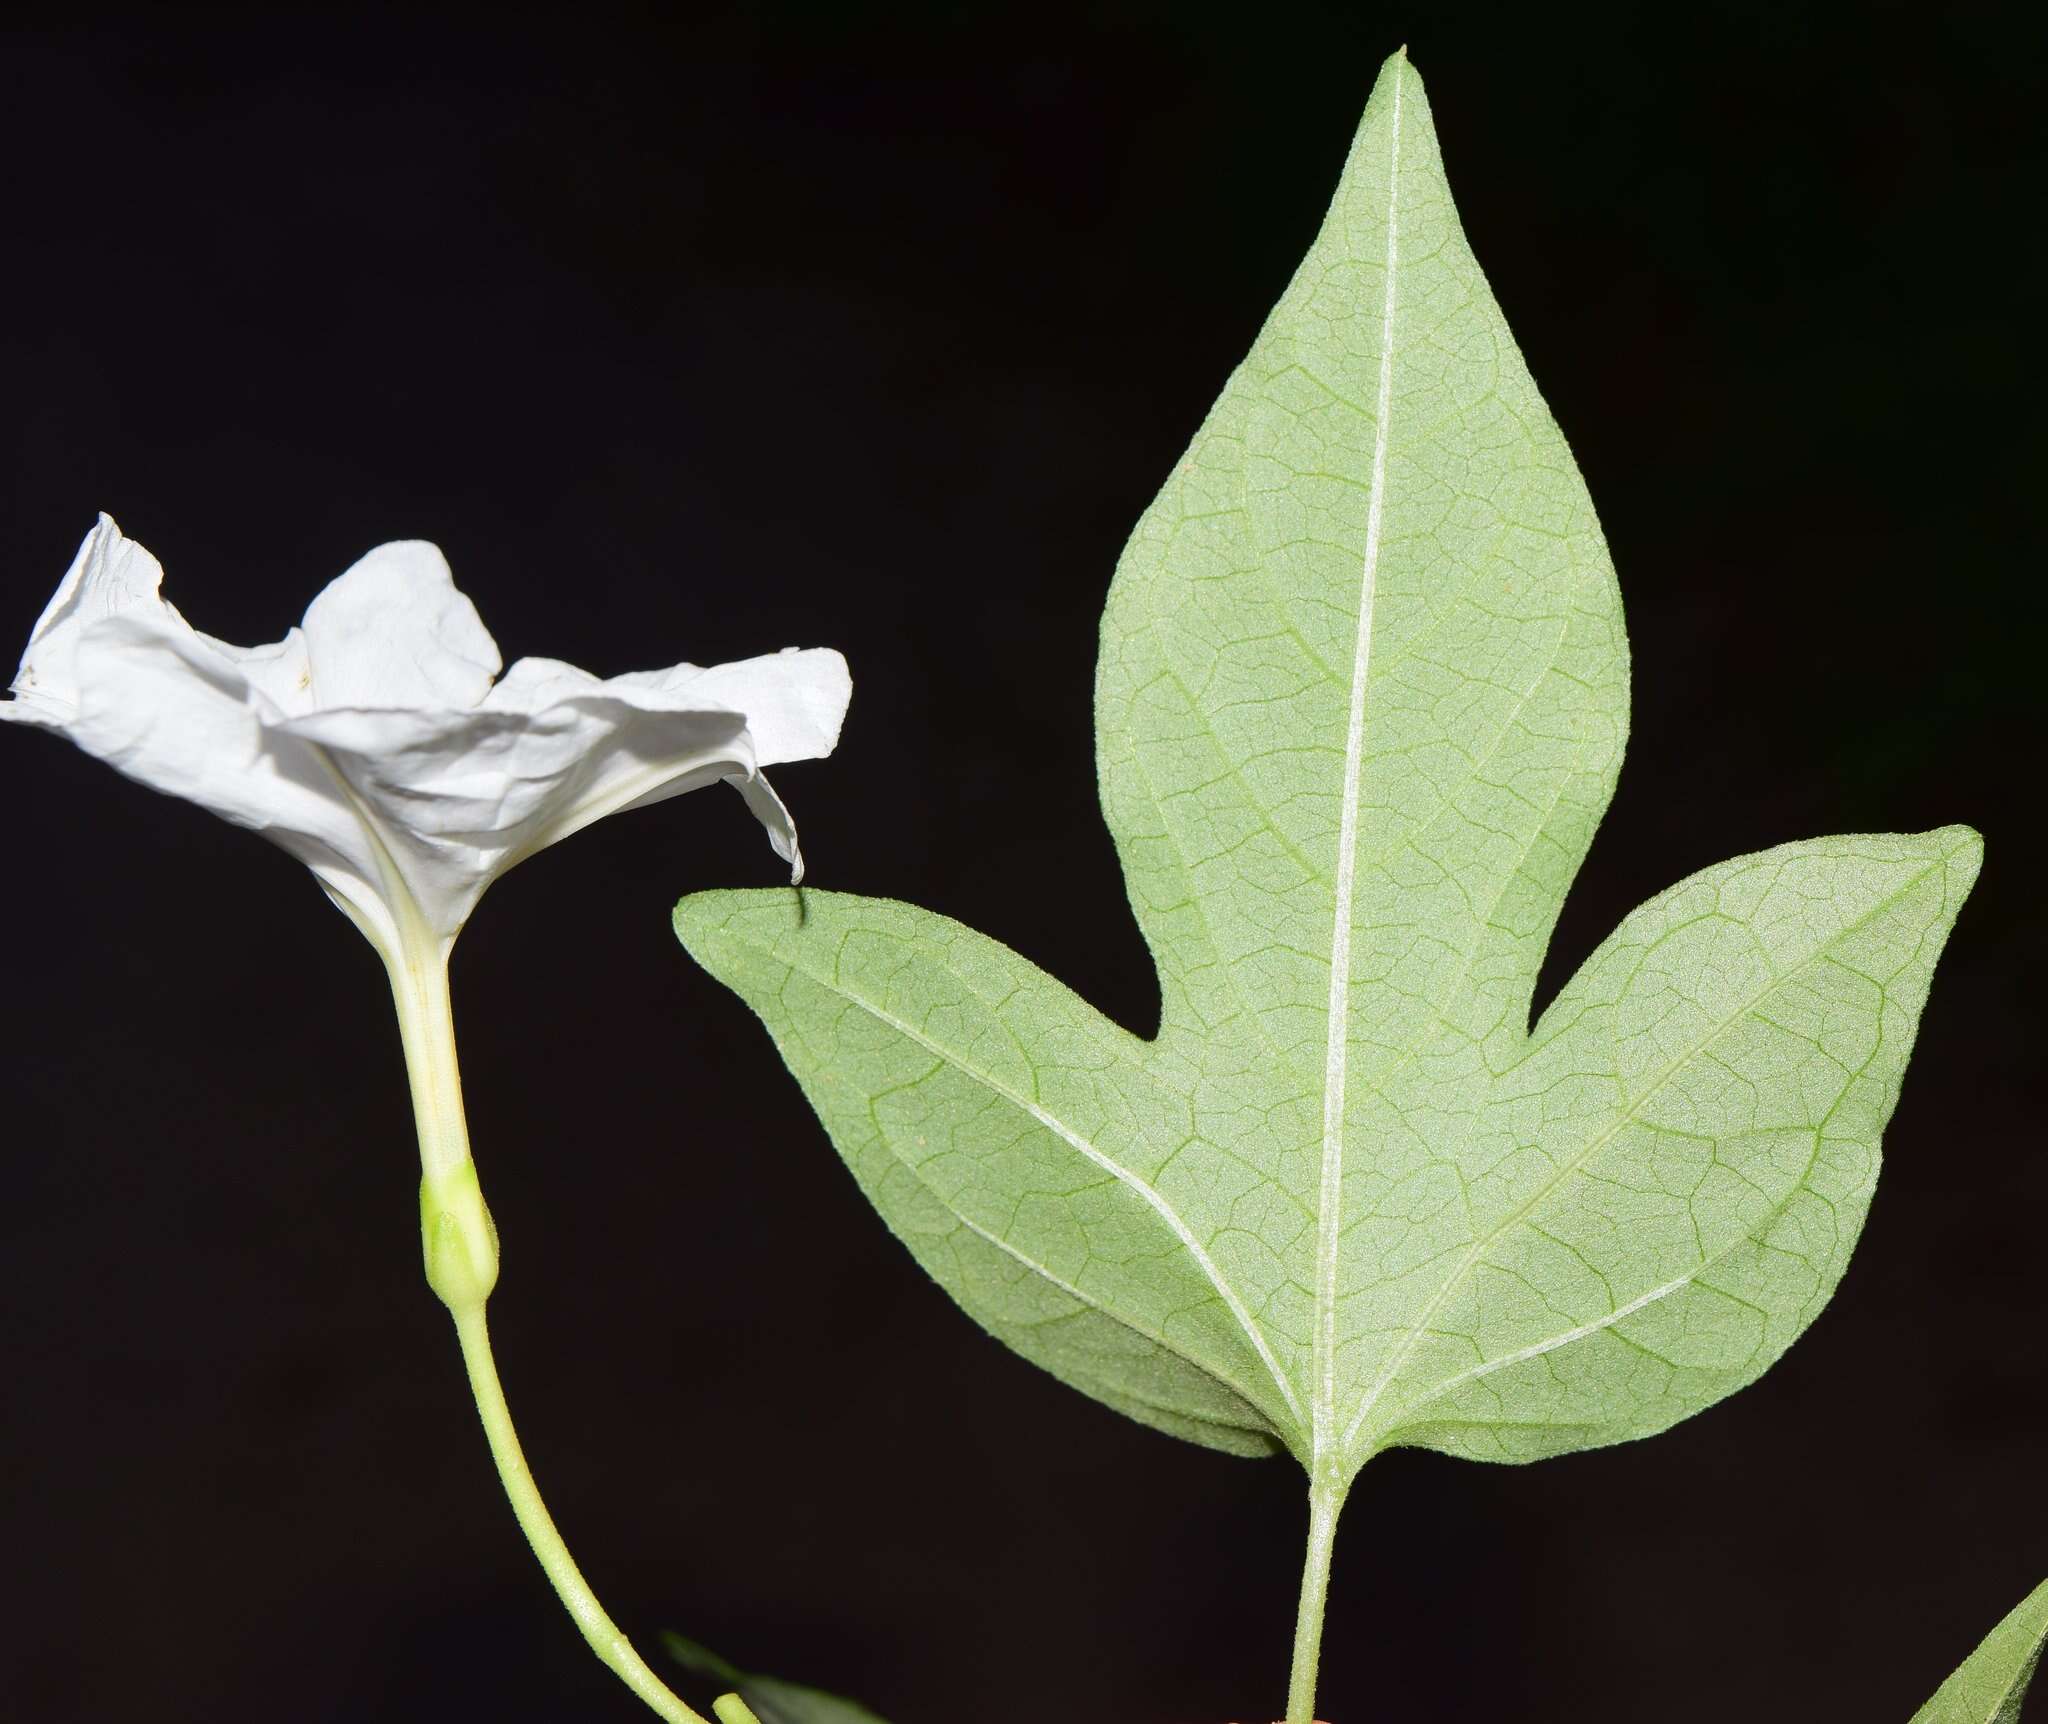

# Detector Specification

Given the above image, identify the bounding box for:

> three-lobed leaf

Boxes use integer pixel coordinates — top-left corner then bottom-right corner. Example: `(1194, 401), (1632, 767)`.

(676, 50), (1979, 1491)
(1910, 1580), (2048, 1724)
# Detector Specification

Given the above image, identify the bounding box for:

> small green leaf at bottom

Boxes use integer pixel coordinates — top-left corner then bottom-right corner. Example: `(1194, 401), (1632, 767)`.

(1910, 1579), (2048, 1723)
(662, 1633), (894, 1724)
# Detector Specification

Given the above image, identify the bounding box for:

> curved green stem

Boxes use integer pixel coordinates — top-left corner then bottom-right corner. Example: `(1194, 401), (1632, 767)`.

(1285, 1471), (1347, 1724)
(451, 1300), (713, 1724)
(386, 937), (713, 1724)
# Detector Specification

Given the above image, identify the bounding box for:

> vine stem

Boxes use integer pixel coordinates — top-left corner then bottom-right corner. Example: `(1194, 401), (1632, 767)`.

(1285, 1470), (1348, 1724)
(451, 1300), (713, 1724)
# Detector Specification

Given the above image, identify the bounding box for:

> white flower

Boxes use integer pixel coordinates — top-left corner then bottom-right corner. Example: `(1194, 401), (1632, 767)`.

(1, 514), (851, 968)
(4, 515), (853, 1718)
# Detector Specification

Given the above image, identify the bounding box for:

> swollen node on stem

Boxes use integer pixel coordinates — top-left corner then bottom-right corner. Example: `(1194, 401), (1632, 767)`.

(421, 1162), (500, 1314)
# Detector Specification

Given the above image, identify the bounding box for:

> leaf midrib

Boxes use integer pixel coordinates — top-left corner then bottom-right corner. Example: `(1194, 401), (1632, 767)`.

(1313, 60), (1405, 1466)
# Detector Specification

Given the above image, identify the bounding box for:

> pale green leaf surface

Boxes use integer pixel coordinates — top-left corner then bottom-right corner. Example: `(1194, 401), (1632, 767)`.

(675, 50), (1979, 1481)
(1910, 1579), (2048, 1724)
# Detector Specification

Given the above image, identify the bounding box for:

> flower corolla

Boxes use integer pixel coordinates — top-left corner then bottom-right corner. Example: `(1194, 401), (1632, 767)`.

(1, 515), (851, 966)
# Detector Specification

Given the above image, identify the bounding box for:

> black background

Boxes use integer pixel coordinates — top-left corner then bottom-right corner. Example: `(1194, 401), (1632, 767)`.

(2, 4), (2043, 1721)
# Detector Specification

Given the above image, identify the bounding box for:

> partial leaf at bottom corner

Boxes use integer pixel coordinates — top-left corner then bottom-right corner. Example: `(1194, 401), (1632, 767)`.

(1910, 1578), (2048, 1723)
(662, 1633), (895, 1724)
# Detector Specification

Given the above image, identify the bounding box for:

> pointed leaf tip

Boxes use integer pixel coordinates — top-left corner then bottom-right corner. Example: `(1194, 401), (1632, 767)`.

(1369, 44), (1416, 101)
(1909, 1577), (2048, 1723)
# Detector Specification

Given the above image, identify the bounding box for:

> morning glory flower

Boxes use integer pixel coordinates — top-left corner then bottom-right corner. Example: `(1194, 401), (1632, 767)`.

(1, 514), (850, 967)
(2, 512), (847, 1724)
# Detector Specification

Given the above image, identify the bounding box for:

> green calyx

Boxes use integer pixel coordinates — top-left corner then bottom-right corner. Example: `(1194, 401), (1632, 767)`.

(421, 1160), (500, 1313)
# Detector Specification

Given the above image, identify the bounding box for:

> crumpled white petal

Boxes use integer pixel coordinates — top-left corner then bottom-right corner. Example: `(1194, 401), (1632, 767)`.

(2, 515), (852, 962)
(4, 514), (184, 725)
(299, 541), (500, 712)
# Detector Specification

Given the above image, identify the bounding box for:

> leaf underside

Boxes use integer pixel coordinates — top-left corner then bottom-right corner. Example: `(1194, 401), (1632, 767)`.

(676, 51), (1979, 1488)
(1910, 1579), (2048, 1724)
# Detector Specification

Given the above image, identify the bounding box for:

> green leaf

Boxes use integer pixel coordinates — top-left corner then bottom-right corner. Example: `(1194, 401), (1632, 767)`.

(678, 47), (1982, 1720)
(678, 47), (1978, 1482)
(1911, 1580), (2048, 1724)
(661, 1634), (894, 1724)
